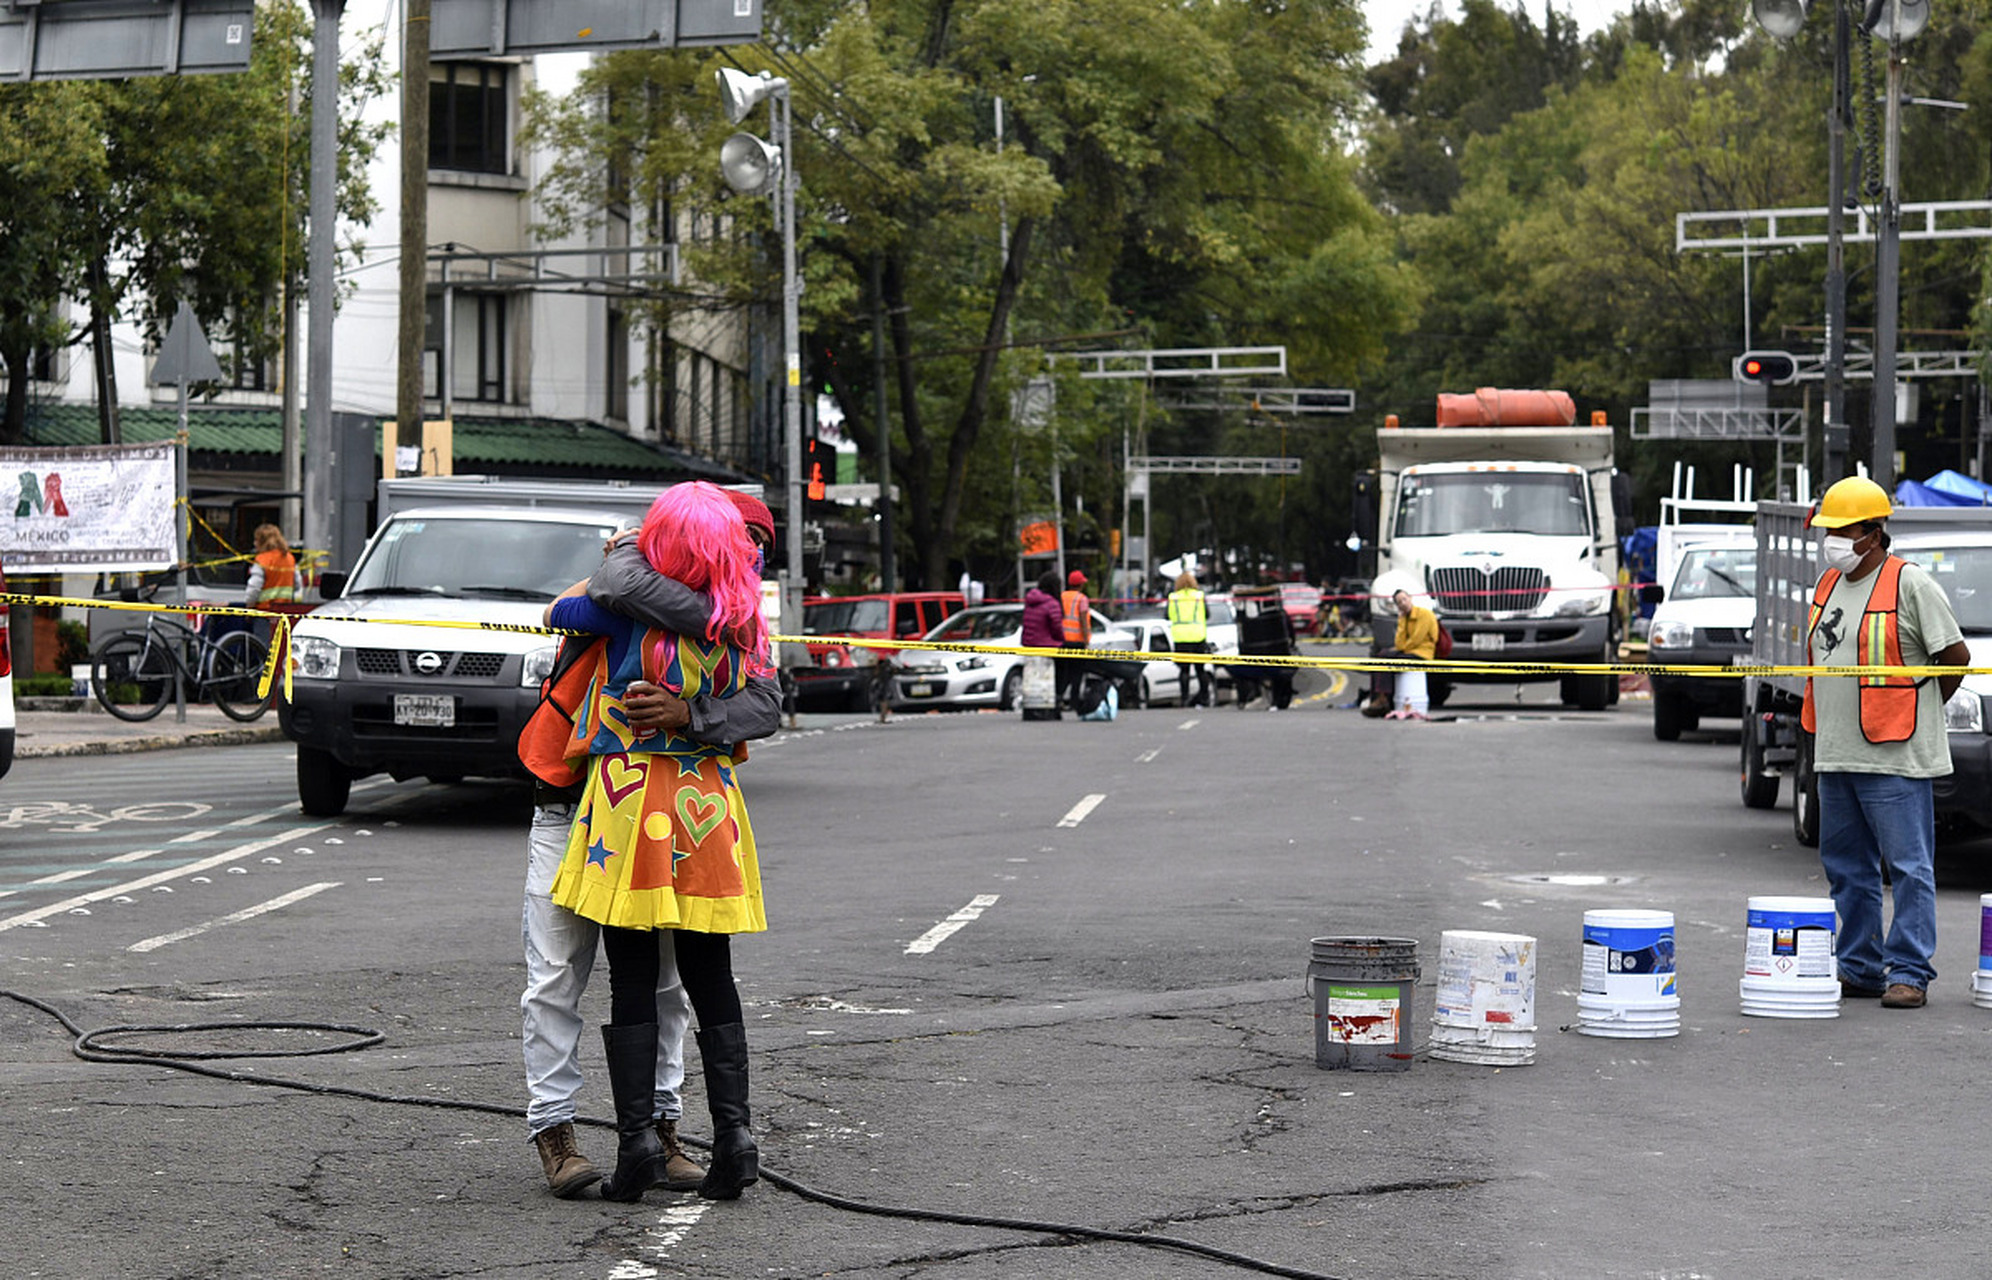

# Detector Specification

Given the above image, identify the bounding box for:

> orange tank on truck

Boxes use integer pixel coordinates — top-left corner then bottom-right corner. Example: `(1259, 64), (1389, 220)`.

(1368, 389), (1632, 713)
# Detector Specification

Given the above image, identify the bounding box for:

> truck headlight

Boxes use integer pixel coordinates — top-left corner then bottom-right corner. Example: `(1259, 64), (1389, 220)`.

(1649, 621), (1694, 650)
(290, 635), (341, 680)
(1944, 688), (1984, 734)
(521, 645), (559, 688)
(1555, 591), (1611, 618)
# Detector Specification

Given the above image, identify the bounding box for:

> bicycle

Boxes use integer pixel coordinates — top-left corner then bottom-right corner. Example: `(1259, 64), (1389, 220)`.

(89, 597), (273, 723)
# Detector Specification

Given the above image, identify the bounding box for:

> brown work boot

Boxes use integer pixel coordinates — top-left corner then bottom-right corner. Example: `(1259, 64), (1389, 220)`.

(656, 1119), (706, 1191)
(532, 1122), (602, 1199)
(1880, 983), (1927, 1008)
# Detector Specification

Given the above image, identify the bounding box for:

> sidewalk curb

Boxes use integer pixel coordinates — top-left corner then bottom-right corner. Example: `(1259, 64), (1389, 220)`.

(16, 725), (287, 759)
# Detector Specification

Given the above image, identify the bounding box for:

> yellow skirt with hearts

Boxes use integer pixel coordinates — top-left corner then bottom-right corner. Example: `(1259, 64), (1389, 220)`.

(548, 750), (766, 934)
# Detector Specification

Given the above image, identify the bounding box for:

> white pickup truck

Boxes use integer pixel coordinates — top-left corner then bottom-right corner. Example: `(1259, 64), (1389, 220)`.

(279, 477), (672, 816)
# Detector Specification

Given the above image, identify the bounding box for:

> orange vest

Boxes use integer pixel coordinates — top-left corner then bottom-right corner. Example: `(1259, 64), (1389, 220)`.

(1800, 556), (1920, 744)
(254, 549), (298, 602)
(1060, 590), (1090, 644)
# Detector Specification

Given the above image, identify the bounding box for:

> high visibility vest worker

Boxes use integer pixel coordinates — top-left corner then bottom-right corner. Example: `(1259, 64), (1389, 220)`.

(1060, 590), (1091, 644)
(1166, 588), (1208, 643)
(253, 549), (298, 604)
(1800, 556), (1921, 744)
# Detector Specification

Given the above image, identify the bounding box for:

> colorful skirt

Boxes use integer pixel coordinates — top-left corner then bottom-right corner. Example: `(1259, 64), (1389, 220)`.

(548, 750), (766, 934)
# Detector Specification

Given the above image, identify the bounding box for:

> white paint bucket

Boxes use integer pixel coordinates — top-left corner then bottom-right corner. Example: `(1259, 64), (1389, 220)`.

(1428, 930), (1536, 1066)
(1974, 894), (1992, 1011)
(1739, 895), (1839, 1018)
(1576, 908), (1680, 1038)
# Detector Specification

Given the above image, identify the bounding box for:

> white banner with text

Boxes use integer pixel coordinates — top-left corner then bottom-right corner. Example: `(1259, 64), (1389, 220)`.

(1, 443), (177, 571)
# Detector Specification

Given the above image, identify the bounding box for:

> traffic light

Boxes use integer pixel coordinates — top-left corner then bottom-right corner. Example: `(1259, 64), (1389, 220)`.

(1733, 351), (1799, 385)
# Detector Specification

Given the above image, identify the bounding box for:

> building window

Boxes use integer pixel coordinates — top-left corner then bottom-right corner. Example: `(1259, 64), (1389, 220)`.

(606, 304), (629, 423)
(430, 62), (509, 175)
(423, 291), (511, 404)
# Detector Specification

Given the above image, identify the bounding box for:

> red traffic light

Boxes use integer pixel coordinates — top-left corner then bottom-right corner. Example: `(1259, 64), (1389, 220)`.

(1733, 350), (1799, 385)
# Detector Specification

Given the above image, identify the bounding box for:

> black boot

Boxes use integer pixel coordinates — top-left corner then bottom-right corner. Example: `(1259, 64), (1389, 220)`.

(598, 1023), (664, 1202)
(695, 1023), (759, 1199)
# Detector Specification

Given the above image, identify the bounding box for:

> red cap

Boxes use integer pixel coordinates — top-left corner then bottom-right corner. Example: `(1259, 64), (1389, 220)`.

(724, 489), (777, 545)
(1067, 570), (1087, 587)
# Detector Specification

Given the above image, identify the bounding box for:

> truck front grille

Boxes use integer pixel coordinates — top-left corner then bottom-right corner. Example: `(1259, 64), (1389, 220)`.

(355, 649), (509, 680)
(1429, 567), (1549, 614)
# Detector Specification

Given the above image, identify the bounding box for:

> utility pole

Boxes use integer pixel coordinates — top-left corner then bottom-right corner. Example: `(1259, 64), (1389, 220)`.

(1822, 0), (1851, 481)
(303, 0), (343, 565)
(396, 0), (431, 468)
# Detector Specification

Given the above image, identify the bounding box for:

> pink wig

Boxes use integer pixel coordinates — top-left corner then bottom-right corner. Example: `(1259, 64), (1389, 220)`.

(637, 482), (769, 664)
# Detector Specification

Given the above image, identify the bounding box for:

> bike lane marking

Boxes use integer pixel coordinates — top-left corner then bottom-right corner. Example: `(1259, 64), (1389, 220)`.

(904, 894), (1001, 955)
(0, 824), (330, 933)
(128, 882), (342, 953)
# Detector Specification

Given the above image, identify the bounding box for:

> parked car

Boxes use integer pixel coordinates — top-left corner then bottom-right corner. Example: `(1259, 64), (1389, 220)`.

(1115, 594), (1242, 699)
(1646, 543), (1756, 741)
(794, 591), (965, 711)
(888, 603), (1126, 711)
(1277, 582), (1324, 636)
(1, 559), (13, 781)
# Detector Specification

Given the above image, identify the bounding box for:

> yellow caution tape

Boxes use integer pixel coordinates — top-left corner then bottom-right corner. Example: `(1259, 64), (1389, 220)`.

(5, 593), (1987, 688)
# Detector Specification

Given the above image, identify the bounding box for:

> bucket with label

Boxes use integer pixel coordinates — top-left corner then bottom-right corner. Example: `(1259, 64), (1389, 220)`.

(1576, 909), (1679, 1039)
(1429, 930), (1536, 1066)
(1308, 937), (1419, 1071)
(1974, 895), (1992, 1010)
(1020, 655), (1060, 721)
(1739, 895), (1839, 1018)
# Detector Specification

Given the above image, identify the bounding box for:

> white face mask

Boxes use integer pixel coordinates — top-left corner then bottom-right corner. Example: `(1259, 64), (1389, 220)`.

(1821, 533), (1864, 573)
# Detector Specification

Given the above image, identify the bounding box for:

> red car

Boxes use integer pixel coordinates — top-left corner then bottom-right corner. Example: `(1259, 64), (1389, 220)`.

(794, 591), (965, 711)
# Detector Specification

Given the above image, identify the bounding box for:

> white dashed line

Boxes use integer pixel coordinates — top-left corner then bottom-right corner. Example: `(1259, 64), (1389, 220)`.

(1136, 748), (1161, 763)
(1057, 794), (1106, 828)
(1177, 718), (1201, 730)
(128, 882), (342, 952)
(905, 894), (1001, 955)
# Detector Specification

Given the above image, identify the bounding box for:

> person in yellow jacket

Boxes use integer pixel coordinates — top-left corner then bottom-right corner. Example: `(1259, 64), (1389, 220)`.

(1165, 571), (1212, 707)
(1802, 476), (1968, 1009)
(1383, 589), (1438, 720)
(246, 524), (297, 606)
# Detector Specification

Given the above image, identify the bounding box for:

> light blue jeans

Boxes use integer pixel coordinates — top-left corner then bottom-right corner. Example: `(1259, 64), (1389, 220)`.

(523, 803), (692, 1134)
(1817, 772), (1939, 991)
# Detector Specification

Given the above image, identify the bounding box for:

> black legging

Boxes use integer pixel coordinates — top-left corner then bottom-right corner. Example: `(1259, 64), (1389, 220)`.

(602, 926), (744, 1028)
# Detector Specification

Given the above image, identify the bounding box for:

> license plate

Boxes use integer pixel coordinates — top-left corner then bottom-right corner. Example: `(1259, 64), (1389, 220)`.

(907, 682), (938, 698)
(393, 693), (455, 726)
(1471, 632), (1506, 652)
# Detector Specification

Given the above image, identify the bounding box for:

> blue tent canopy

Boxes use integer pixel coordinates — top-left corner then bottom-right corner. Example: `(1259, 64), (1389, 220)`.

(1926, 469), (1992, 504)
(1896, 473), (1992, 507)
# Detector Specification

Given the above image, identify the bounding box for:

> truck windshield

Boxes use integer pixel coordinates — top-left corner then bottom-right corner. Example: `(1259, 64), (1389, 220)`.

(806, 599), (891, 635)
(1669, 547), (1756, 601)
(1898, 546), (1992, 633)
(1395, 472), (1591, 539)
(345, 517), (616, 601)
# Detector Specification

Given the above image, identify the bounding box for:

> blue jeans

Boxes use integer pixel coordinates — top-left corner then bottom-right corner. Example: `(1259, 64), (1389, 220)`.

(521, 803), (691, 1134)
(1817, 772), (1938, 991)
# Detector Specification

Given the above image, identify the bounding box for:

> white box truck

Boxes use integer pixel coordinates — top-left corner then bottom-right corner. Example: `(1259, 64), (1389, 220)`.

(1369, 389), (1632, 710)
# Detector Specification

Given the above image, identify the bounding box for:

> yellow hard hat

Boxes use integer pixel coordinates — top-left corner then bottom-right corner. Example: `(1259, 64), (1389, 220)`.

(1811, 476), (1892, 528)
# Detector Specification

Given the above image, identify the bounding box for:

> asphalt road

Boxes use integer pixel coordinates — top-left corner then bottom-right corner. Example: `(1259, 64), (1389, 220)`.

(5, 690), (1992, 1279)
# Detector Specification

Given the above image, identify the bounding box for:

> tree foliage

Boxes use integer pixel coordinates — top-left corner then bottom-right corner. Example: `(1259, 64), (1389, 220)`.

(0, 1), (389, 444)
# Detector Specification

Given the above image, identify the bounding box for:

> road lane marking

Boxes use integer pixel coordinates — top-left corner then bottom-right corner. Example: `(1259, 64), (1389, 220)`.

(1136, 748), (1161, 763)
(905, 894), (1000, 955)
(1177, 718), (1200, 730)
(1057, 794), (1106, 827)
(0, 824), (331, 933)
(128, 882), (341, 952)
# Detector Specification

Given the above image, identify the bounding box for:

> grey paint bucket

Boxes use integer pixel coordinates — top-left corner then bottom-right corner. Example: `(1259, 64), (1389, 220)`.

(1308, 936), (1419, 1070)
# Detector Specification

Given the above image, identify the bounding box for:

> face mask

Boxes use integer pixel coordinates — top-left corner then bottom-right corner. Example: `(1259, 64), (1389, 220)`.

(753, 546), (767, 576)
(1821, 533), (1863, 573)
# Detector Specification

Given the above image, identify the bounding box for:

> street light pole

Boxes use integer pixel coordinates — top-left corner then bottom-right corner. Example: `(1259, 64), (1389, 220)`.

(1823, 0), (1851, 481)
(1870, 18), (1905, 488)
(775, 87), (804, 651)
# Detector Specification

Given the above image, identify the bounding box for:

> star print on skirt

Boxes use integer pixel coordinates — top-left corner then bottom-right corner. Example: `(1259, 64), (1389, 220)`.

(548, 749), (765, 934)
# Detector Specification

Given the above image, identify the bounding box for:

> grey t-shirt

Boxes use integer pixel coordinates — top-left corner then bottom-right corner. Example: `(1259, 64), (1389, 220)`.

(1810, 559), (1962, 777)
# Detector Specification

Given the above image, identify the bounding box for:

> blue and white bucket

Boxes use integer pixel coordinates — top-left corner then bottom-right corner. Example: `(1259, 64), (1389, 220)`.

(1974, 894), (1992, 1010)
(1740, 895), (1839, 1018)
(1428, 930), (1537, 1066)
(1577, 908), (1679, 1039)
